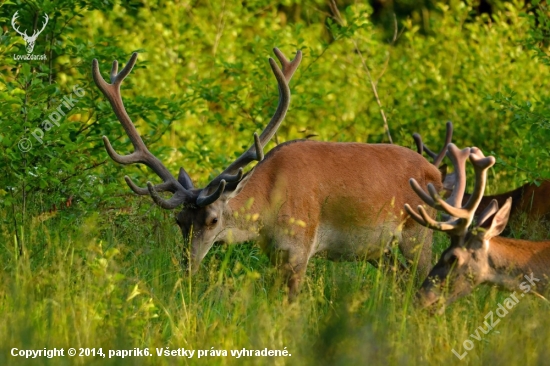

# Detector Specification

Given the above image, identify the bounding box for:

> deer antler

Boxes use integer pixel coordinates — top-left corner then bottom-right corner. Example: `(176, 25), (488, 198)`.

(195, 48), (302, 206)
(413, 121), (453, 167)
(405, 143), (495, 237)
(92, 53), (196, 209)
(93, 48), (301, 210)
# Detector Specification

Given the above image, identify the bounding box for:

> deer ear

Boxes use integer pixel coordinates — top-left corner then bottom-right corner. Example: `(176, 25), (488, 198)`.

(482, 198), (512, 240)
(477, 199), (499, 228)
(224, 171), (252, 200)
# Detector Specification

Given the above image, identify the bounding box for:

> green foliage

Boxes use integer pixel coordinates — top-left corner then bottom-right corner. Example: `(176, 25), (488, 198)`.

(484, 0), (550, 184)
(0, 0), (185, 249)
(1, 0), (550, 364)
(2, 0), (548, 226)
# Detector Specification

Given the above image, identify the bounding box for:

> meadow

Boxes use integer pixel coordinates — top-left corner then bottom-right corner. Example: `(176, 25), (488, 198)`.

(2, 0), (550, 365)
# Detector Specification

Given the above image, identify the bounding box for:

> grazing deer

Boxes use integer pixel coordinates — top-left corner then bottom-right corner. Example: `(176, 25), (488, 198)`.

(405, 144), (550, 310)
(92, 50), (444, 300)
(414, 123), (550, 224)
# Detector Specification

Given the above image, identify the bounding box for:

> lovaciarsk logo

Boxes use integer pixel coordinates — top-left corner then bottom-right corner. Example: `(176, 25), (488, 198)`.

(11, 10), (49, 61)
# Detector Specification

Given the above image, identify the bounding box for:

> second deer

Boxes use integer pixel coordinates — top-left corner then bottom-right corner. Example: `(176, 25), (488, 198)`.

(405, 143), (550, 310)
(415, 122), (550, 225)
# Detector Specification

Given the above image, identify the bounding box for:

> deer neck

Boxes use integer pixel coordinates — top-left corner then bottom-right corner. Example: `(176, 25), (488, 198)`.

(485, 236), (550, 291)
(221, 181), (270, 244)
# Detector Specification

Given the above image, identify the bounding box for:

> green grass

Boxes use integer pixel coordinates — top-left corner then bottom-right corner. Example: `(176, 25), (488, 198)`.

(1, 203), (550, 366)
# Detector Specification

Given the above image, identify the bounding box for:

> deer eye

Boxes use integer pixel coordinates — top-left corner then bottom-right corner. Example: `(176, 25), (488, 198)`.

(206, 216), (219, 226)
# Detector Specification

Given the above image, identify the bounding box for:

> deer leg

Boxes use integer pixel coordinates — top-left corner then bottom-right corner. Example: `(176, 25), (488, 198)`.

(266, 244), (308, 302)
(270, 221), (316, 302)
(284, 252), (308, 302)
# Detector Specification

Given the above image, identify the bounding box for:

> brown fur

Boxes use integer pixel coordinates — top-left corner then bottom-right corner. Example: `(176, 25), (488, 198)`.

(488, 236), (550, 286)
(411, 145), (550, 309)
(417, 200), (550, 310)
(217, 140), (443, 299)
(463, 181), (550, 222)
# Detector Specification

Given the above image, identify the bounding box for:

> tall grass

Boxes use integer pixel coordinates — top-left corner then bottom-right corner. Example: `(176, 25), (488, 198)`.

(1, 202), (550, 366)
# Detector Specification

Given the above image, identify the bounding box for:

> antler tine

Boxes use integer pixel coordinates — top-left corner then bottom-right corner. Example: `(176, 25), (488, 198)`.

(195, 180), (227, 207)
(255, 50), (300, 148)
(147, 182), (193, 209)
(129, 167), (195, 199)
(273, 47), (302, 82)
(413, 180), (470, 222)
(405, 143), (473, 236)
(461, 148), (495, 212)
(417, 204), (461, 232)
(196, 48), (301, 207)
(404, 203), (428, 226)
(470, 146), (483, 156)
(412, 121), (453, 167)
(409, 179), (436, 207)
(404, 203), (460, 233)
(422, 143), (438, 161)
(431, 121), (453, 167)
(412, 133), (423, 155)
(433, 146), (495, 231)
(125, 175), (174, 195)
(92, 53), (194, 208)
(444, 143), (470, 208)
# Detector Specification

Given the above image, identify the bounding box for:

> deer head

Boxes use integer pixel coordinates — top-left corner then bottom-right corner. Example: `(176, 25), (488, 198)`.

(92, 49), (301, 273)
(11, 11), (49, 54)
(405, 144), (508, 310)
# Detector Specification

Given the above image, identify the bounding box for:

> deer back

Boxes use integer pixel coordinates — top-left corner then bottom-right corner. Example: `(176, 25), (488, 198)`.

(229, 140), (444, 232)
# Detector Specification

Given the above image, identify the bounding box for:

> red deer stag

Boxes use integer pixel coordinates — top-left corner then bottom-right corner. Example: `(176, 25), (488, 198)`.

(92, 50), (444, 301)
(415, 124), (550, 224)
(405, 144), (550, 310)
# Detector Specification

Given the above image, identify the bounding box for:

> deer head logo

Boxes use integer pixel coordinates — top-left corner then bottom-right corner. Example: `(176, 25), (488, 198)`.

(11, 11), (49, 54)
